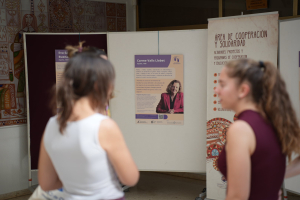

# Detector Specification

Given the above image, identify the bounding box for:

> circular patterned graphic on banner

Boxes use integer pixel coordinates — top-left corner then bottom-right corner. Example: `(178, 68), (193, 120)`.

(219, 126), (229, 144)
(207, 118), (232, 145)
(207, 144), (223, 159)
(233, 114), (238, 121)
(213, 157), (219, 171)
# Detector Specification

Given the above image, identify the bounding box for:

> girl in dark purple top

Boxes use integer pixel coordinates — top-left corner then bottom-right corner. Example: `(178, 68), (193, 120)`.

(214, 59), (300, 200)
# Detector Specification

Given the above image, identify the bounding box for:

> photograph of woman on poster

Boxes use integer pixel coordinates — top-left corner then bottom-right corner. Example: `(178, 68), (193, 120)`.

(156, 80), (184, 114)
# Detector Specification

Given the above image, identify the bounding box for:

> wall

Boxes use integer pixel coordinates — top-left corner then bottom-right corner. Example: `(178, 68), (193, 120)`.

(138, 0), (218, 28)
(0, 125), (28, 195)
(90, 0), (136, 31)
(279, 18), (300, 196)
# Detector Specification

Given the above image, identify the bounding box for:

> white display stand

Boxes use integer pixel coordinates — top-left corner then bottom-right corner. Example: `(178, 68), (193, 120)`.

(279, 18), (300, 196)
(23, 30), (209, 188)
(108, 30), (208, 172)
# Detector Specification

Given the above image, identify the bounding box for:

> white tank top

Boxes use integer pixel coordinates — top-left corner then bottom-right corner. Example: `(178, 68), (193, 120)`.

(44, 113), (124, 200)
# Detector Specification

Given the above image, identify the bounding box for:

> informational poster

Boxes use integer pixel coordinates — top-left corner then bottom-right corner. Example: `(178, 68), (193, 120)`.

(206, 13), (278, 199)
(55, 50), (69, 110)
(55, 50), (69, 87)
(135, 55), (184, 125)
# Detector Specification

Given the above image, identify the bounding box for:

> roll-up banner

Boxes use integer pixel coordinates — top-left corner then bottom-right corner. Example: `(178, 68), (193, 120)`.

(206, 12), (278, 200)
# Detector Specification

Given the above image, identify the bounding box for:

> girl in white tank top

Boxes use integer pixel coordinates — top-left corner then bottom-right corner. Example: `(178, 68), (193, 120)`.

(37, 44), (139, 200)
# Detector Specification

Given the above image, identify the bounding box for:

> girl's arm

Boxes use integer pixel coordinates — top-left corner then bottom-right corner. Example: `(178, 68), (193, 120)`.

(225, 120), (256, 200)
(38, 134), (63, 191)
(99, 119), (139, 186)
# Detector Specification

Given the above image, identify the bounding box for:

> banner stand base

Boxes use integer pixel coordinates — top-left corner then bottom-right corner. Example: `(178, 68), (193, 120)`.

(195, 188), (207, 200)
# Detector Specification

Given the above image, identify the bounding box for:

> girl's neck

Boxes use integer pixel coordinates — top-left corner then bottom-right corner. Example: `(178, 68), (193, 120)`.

(233, 100), (259, 116)
(69, 97), (105, 121)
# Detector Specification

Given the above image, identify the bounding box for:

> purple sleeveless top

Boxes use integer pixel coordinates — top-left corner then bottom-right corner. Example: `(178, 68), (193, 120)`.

(218, 110), (286, 200)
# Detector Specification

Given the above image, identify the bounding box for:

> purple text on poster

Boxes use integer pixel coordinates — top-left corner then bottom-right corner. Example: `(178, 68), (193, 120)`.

(135, 55), (171, 68)
(55, 50), (69, 62)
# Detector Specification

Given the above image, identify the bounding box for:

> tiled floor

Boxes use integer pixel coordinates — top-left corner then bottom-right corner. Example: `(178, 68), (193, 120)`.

(7, 172), (300, 200)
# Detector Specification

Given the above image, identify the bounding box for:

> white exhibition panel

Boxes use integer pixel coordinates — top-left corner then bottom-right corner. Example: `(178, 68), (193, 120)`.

(279, 18), (300, 195)
(0, 125), (28, 195)
(108, 30), (207, 172)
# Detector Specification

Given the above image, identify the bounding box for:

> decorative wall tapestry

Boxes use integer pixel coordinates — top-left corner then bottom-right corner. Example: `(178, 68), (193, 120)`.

(0, 0), (127, 127)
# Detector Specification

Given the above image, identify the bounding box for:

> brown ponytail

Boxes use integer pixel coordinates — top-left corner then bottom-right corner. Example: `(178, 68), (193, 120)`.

(54, 77), (75, 133)
(226, 59), (300, 160)
(65, 41), (86, 58)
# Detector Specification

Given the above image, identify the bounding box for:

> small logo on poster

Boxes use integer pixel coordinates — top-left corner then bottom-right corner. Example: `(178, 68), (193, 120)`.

(174, 56), (180, 64)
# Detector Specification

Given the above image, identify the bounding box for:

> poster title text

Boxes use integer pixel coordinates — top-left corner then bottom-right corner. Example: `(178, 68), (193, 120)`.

(215, 30), (267, 48)
(137, 59), (166, 62)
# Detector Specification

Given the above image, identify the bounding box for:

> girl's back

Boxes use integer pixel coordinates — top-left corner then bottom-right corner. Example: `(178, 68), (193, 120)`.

(38, 46), (138, 199)
(44, 114), (123, 199)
